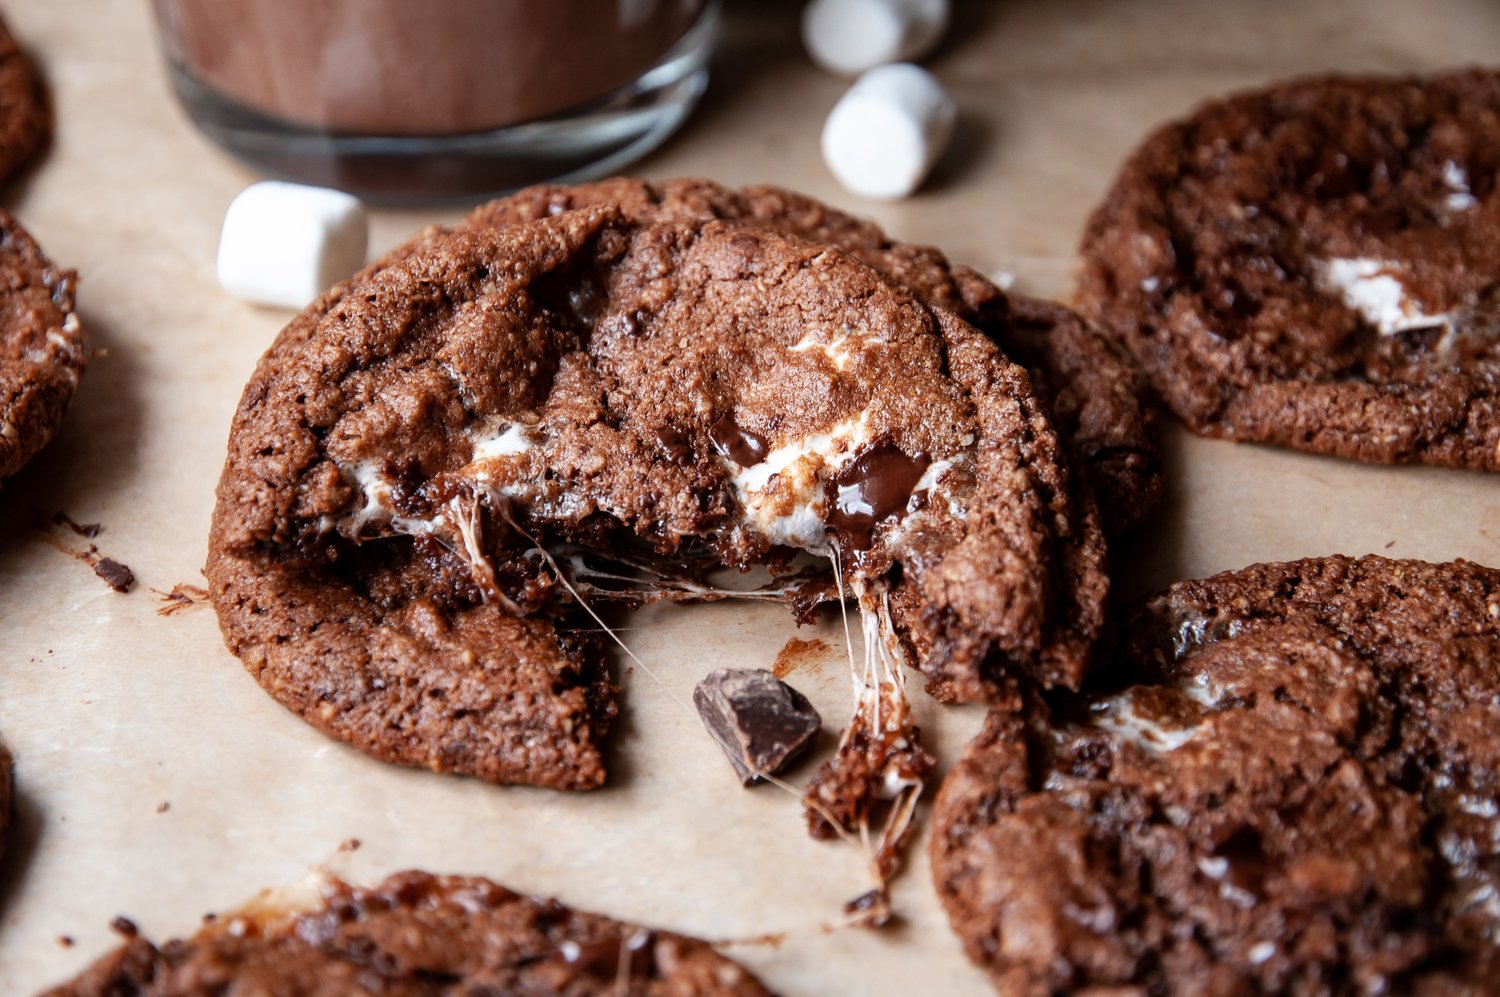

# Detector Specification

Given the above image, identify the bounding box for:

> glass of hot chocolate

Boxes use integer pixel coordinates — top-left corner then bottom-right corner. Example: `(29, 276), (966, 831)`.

(150, 0), (719, 201)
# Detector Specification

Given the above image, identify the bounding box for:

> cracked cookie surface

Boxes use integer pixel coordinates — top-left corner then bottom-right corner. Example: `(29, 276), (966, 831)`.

(932, 554), (1500, 995)
(457, 177), (1160, 533)
(1079, 70), (1500, 471)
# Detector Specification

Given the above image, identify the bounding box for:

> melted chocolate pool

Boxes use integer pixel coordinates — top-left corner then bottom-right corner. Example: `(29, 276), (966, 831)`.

(654, 426), (693, 464)
(826, 441), (931, 550)
(709, 412), (770, 466)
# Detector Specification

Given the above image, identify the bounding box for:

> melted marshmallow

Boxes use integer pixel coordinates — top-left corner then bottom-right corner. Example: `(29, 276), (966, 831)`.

(1093, 693), (1202, 755)
(725, 411), (874, 550)
(1443, 160), (1478, 213)
(1315, 258), (1451, 336)
(344, 460), (395, 533)
(469, 422), (536, 461)
(789, 330), (859, 371)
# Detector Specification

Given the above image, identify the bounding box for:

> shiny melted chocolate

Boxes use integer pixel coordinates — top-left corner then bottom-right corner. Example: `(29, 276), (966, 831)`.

(654, 426), (694, 464)
(709, 412), (769, 466)
(825, 441), (931, 550)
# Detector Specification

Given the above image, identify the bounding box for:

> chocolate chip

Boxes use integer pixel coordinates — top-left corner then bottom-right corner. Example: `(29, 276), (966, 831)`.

(93, 557), (135, 593)
(693, 668), (821, 785)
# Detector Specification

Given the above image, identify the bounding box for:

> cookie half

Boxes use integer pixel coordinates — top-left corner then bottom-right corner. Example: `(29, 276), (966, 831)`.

(0, 210), (83, 481)
(1079, 71), (1500, 471)
(932, 554), (1500, 993)
(458, 177), (1161, 533)
(44, 869), (771, 995)
(206, 207), (1106, 790)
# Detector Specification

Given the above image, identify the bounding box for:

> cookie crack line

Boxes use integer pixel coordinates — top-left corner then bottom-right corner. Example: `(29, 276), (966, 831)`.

(207, 191), (1109, 918)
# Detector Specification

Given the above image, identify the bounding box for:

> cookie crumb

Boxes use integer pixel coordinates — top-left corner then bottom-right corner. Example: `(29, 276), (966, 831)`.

(51, 511), (101, 538)
(93, 556), (135, 593)
(109, 916), (139, 938)
(41, 522), (136, 594)
(338, 837), (361, 852)
(155, 801), (169, 814)
(57, 935), (74, 947)
(153, 583), (210, 616)
(843, 888), (893, 929)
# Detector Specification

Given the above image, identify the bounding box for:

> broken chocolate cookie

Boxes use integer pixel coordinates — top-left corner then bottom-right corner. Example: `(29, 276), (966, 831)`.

(932, 554), (1500, 993)
(206, 204), (1105, 795)
(44, 869), (771, 996)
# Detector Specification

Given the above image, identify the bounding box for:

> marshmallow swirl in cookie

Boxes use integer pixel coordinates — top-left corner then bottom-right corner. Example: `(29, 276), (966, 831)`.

(932, 554), (1500, 994)
(1080, 70), (1500, 471)
(206, 205), (1106, 801)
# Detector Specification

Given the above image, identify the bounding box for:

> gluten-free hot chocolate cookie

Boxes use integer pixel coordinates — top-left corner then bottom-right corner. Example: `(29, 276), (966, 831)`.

(456, 177), (1161, 533)
(932, 555), (1500, 994)
(45, 870), (771, 996)
(1079, 71), (1500, 471)
(207, 207), (1106, 804)
(0, 14), (46, 186)
(0, 210), (83, 482)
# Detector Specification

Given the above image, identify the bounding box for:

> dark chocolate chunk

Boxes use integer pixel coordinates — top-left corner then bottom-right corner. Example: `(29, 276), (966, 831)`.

(92, 557), (135, 593)
(825, 440), (930, 550)
(693, 668), (820, 785)
(708, 411), (769, 467)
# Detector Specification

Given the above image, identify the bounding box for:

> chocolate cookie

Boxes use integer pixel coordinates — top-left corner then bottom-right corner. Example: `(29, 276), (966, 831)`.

(1079, 70), (1500, 471)
(456, 177), (1161, 533)
(44, 869), (771, 995)
(206, 206), (1106, 798)
(0, 14), (46, 186)
(932, 555), (1500, 994)
(0, 210), (83, 481)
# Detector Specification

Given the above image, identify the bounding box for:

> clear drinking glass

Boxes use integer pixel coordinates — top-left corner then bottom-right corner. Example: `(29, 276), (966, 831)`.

(150, 0), (719, 201)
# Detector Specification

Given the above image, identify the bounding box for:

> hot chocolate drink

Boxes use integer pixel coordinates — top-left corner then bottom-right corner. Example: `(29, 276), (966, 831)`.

(151, 0), (717, 199)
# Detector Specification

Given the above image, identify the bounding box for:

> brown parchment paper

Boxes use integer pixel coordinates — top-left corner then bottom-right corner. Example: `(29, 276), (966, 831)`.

(3, 1), (1499, 992)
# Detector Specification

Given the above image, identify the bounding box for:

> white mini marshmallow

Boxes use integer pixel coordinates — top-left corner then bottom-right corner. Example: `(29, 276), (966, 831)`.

(802, 0), (950, 76)
(821, 63), (955, 201)
(217, 181), (368, 310)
